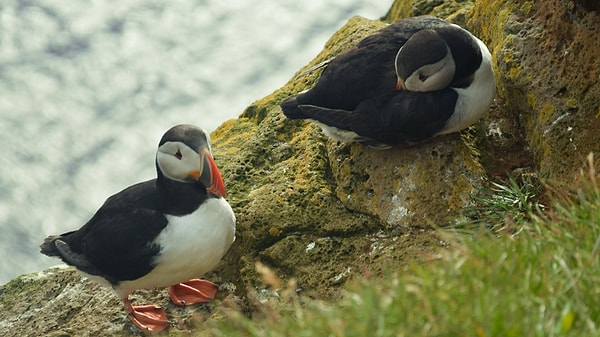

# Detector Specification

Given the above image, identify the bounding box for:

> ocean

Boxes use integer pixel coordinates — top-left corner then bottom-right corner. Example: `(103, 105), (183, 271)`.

(0, 0), (392, 284)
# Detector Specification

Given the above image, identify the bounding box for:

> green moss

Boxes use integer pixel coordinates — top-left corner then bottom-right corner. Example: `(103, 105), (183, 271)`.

(566, 98), (578, 109)
(507, 64), (522, 80)
(468, 2), (522, 101)
(469, 2), (514, 46)
(449, 176), (474, 211)
(211, 118), (257, 154)
(527, 93), (538, 110)
(268, 226), (283, 237)
(384, 0), (474, 22)
(1, 273), (44, 308)
(428, 1), (473, 21)
(539, 103), (555, 124)
(527, 123), (553, 177)
(241, 90), (292, 123)
(520, 1), (535, 14)
(383, 1), (413, 22)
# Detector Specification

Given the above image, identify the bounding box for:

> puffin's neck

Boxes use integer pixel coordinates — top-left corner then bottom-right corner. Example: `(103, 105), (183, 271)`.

(156, 173), (209, 216)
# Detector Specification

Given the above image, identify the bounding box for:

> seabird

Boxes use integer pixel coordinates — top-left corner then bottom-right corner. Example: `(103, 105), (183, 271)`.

(281, 16), (495, 147)
(40, 124), (236, 332)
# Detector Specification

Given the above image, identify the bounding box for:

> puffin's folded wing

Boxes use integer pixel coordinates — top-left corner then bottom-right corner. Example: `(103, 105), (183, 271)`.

(297, 104), (356, 130)
(298, 88), (459, 146)
(77, 208), (168, 283)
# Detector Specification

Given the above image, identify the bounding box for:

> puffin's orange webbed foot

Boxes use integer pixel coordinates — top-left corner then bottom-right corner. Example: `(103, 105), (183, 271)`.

(123, 298), (168, 333)
(169, 279), (218, 306)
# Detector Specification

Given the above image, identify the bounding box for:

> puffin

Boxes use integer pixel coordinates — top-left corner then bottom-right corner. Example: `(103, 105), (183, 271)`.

(40, 124), (236, 333)
(280, 16), (496, 147)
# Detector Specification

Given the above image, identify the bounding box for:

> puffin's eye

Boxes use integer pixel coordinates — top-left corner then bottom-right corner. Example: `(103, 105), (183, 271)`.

(174, 150), (182, 160)
(419, 73), (428, 82)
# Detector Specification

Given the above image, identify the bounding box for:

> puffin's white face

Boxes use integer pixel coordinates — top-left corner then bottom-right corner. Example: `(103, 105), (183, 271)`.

(399, 46), (456, 92)
(156, 141), (202, 182)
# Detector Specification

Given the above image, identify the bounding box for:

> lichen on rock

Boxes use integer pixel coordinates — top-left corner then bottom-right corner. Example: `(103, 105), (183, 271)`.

(470, 0), (600, 183)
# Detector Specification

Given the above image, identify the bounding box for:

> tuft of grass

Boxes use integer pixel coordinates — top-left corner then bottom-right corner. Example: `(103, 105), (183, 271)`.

(461, 173), (546, 232)
(210, 155), (600, 337)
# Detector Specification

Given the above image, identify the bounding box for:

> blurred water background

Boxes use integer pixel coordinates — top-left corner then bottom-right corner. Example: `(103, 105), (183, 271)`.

(0, 0), (391, 284)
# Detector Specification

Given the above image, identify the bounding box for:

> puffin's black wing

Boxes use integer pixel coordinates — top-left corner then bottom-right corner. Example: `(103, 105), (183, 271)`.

(298, 88), (459, 146)
(280, 16), (452, 118)
(80, 208), (167, 283)
(41, 181), (169, 284)
(282, 35), (398, 116)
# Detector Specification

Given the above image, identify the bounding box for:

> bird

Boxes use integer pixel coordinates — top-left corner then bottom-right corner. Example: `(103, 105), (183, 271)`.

(40, 124), (236, 333)
(280, 16), (496, 147)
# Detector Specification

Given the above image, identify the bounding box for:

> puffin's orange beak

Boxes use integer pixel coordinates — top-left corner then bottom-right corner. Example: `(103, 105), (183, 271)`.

(395, 76), (405, 91)
(195, 149), (226, 198)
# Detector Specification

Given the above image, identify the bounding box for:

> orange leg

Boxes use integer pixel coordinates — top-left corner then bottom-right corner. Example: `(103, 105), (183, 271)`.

(168, 279), (218, 306)
(122, 297), (168, 333)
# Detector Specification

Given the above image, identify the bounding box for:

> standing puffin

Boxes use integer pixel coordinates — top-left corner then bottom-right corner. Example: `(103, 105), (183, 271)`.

(40, 124), (236, 333)
(281, 16), (496, 147)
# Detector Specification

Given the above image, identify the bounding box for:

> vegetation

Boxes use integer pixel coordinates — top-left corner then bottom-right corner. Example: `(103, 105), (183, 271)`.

(211, 154), (600, 337)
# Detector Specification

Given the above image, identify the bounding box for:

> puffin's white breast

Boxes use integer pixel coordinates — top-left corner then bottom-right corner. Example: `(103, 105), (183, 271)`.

(117, 197), (235, 295)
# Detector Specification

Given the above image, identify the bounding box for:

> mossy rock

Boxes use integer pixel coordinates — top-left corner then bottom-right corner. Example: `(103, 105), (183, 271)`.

(210, 13), (485, 299)
(469, 0), (600, 183)
(0, 266), (239, 336)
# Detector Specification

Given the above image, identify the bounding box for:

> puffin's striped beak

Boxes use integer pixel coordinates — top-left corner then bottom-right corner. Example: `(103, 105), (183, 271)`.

(395, 76), (406, 91)
(196, 149), (227, 198)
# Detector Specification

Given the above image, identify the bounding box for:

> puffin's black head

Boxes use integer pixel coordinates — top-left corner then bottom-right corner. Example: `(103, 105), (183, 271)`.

(155, 124), (226, 197)
(435, 25), (483, 88)
(394, 29), (456, 92)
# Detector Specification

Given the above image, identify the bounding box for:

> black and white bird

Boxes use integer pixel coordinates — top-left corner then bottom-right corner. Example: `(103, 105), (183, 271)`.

(281, 16), (496, 147)
(40, 124), (236, 333)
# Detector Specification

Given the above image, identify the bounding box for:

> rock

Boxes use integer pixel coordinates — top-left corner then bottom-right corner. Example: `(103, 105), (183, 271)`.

(0, 266), (125, 337)
(211, 14), (482, 299)
(0, 265), (238, 336)
(467, 0), (600, 183)
(326, 137), (483, 230)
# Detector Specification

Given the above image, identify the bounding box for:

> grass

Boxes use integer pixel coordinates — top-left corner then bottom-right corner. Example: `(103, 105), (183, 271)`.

(210, 155), (600, 337)
(461, 173), (545, 232)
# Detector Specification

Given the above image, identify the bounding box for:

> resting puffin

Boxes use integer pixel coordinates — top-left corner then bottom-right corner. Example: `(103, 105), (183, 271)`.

(281, 16), (496, 147)
(40, 124), (236, 333)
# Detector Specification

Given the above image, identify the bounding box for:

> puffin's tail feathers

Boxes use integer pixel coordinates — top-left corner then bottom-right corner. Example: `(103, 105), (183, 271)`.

(280, 96), (307, 119)
(40, 231), (77, 256)
(53, 239), (96, 271)
(40, 235), (62, 257)
(40, 234), (102, 277)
